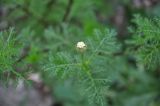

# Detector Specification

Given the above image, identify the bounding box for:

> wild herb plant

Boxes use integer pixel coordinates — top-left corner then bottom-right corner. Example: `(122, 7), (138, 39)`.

(0, 0), (160, 105)
(44, 29), (121, 105)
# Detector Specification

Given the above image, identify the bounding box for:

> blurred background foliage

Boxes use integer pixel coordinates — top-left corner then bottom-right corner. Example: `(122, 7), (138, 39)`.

(0, 0), (160, 106)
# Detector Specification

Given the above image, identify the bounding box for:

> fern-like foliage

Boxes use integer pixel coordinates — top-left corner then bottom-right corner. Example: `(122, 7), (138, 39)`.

(127, 15), (160, 70)
(44, 28), (121, 106)
(0, 28), (22, 82)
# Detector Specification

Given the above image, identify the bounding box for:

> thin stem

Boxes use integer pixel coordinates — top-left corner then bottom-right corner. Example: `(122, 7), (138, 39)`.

(44, 63), (80, 71)
(7, 28), (14, 44)
(62, 0), (74, 22)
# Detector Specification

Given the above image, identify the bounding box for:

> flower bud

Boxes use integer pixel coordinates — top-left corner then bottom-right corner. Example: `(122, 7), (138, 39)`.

(76, 41), (87, 52)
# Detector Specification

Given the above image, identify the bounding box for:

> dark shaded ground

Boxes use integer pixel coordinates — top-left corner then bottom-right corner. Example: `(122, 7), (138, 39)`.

(0, 80), (53, 106)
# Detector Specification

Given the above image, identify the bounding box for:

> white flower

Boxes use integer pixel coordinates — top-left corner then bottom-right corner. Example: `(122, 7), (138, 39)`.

(76, 41), (87, 52)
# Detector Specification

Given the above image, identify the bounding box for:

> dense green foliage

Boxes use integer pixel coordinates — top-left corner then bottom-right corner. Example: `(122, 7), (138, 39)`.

(0, 0), (160, 106)
(127, 15), (160, 70)
(0, 28), (22, 82)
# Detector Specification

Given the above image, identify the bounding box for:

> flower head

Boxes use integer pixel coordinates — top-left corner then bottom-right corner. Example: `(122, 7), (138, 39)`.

(76, 41), (87, 52)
